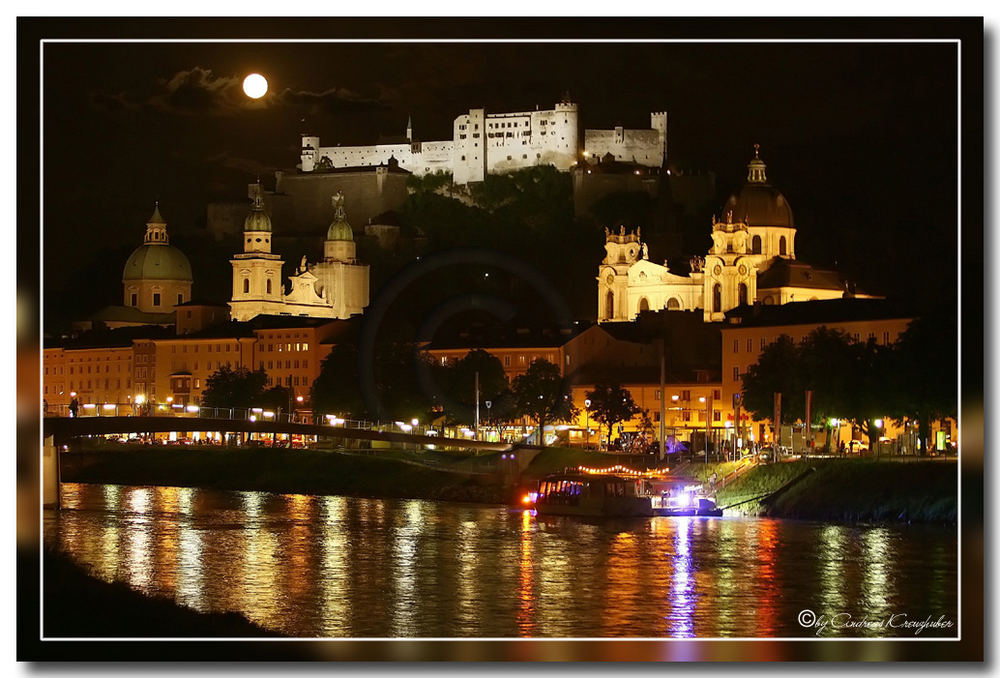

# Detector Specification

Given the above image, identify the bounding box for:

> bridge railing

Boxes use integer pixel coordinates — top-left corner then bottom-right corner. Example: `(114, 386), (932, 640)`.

(43, 402), (474, 440)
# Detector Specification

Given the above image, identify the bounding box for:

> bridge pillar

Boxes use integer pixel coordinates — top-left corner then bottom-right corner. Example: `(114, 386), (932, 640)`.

(43, 435), (60, 509)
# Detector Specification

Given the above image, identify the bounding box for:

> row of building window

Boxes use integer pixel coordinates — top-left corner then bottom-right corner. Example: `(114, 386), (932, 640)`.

(259, 359), (308, 370)
(731, 331), (894, 354)
(64, 363), (129, 376)
(652, 389), (722, 402)
(267, 375), (304, 387)
(267, 342), (309, 352)
(172, 344), (239, 354)
(131, 292), (184, 307)
(58, 378), (133, 392)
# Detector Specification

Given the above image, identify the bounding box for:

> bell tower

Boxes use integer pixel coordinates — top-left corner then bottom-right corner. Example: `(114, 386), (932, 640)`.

(229, 181), (286, 321)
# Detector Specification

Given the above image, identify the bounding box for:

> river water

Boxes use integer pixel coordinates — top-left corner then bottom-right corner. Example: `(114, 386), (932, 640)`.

(44, 483), (957, 638)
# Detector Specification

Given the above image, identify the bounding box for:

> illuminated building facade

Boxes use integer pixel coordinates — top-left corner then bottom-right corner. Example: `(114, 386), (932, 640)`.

(597, 146), (855, 323)
(229, 184), (370, 322)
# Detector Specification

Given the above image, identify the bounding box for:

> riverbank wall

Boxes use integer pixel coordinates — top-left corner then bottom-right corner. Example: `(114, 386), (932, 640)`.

(61, 446), (510, 503)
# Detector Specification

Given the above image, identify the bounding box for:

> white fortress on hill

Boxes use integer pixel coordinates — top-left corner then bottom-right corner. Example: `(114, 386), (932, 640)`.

(300, 98), (667, 184)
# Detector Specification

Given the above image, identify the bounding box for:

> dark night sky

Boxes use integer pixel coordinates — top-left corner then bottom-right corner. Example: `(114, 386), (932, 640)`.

(41, 39), (958, 322)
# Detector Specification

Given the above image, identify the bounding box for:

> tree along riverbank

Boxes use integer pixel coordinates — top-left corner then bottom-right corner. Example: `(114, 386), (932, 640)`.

(715, 458), (957, 524)
(43, 547), (278, 637)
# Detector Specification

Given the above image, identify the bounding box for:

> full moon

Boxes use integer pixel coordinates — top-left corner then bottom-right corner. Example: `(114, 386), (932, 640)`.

(242, 73), (268, 99)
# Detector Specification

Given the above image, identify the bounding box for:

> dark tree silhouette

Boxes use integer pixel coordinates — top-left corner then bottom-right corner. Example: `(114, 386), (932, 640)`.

(511, 359), (574, 446)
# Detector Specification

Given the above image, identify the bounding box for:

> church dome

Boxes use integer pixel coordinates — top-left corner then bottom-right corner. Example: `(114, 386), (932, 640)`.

(244, 180), (272, 232)
(327, 218), (354, 241)
(122, 204), (193, 281)
(326, 191), (354, 241)
(123, 243), (193, 281)
(244, 209), (272, 232)
(720, 145), (794, 228)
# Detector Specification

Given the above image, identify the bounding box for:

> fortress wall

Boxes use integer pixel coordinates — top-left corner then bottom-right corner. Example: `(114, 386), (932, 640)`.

(316, 143), (414, 171)
(584, 128), (664, 167)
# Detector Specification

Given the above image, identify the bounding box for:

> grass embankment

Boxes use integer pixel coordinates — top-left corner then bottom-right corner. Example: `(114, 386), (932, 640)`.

(717, 458), (957, 524)
(63, 445), (507, 503)
(43, 547), (277, 637)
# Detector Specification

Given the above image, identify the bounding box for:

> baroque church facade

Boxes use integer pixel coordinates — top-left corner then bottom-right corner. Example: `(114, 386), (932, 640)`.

(597, 146), (853, 323)
(229, 183), (369, 322)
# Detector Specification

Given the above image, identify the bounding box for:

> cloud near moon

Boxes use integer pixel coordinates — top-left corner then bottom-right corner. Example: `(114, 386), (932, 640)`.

(87, 65), (388, 117)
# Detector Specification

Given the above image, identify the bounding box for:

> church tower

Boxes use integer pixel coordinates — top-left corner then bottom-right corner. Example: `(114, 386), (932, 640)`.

(229, 182), (286, 321)
(311, 191), (370, 319)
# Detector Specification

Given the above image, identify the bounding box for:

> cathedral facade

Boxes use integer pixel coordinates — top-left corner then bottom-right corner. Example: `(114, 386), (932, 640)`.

(597, 146), (849, 323)
(229, 184), (369, 322)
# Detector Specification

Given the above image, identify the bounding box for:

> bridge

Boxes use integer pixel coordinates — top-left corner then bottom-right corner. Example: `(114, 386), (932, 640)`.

(42, 415), (513, 453)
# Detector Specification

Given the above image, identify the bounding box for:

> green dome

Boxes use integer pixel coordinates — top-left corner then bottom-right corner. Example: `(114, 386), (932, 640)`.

(123, 244), (193, 281)
(244, 210), (272, 232)
(326, 217), (354, 241)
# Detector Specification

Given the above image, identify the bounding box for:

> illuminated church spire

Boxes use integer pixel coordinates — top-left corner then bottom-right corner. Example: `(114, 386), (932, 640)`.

(747, 143), (768, 184)
(143, 202), (169, 245)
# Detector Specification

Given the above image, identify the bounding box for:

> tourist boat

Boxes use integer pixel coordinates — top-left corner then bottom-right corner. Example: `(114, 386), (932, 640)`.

(529, 465), (723, 518)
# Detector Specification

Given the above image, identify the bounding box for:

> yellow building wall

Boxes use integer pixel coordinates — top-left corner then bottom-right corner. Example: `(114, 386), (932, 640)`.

(567, 381), (730, 445)
(721, 317), (914, 434)
(44, 346), (134, 414)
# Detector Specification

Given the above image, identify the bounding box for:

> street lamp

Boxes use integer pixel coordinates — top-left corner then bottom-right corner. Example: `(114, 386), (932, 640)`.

(584, 398), (592, 449)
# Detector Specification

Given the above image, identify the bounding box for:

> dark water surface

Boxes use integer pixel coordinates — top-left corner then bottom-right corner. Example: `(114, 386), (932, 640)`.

(44, 483), (957, 638)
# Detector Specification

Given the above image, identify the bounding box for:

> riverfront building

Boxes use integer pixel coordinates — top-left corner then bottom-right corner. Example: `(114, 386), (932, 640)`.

(44, 317), (352, 415)
(719, 299), (917, 449)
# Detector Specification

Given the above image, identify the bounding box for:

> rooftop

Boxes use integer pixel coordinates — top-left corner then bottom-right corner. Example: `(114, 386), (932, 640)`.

(722, 298), (916, 329)
(425, 320), (585, 351)
(46, 323), (175, 350)
(756, 259), (845, 291)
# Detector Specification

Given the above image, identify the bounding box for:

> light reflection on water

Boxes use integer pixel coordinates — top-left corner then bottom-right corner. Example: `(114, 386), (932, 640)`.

(45, 483), (957, 639)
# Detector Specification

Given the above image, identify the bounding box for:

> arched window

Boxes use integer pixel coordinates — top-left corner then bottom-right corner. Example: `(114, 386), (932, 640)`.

(667, 297), (681, 310)
(752, 235), (762, 254)
(779, 236), (787, 256)
(713, 283), (722, 313)
(638, 297), (649, 313)
(243, 278), (250, 294)
(605, 290), (614, 319)
(739, 283), (749, 306)
(266, 279), (272, 295)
